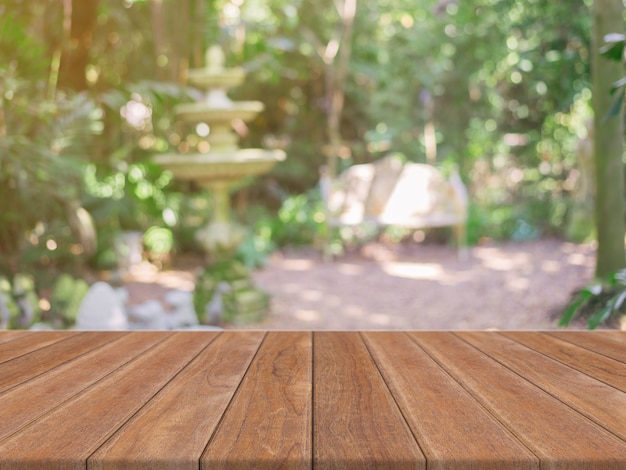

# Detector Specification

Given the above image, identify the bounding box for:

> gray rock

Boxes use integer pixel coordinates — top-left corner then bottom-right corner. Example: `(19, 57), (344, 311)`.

(29, 322), (54, 330)
(164, 290), (199, 329)
(164, 289), (193, 308)
(76, 282), (129, 330)
(128, 300), (168, 330)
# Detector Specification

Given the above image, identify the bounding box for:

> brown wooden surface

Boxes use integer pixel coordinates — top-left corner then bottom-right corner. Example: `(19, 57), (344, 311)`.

(413, 332), (626, 469)
(202, 331), (312, 470)
(0, 331), (624, 469)
(91, 331), (265, 470)
(362, 332), (537, 470)
(314, 332), (425, 469)
(0, 331), (126, 393)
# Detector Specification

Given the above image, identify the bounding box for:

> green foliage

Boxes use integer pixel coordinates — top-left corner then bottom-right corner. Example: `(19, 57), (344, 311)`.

(0, 274), (41, 329)
(81, 80), (193, 268)
(560, 269), (626, 329)
(0, 67), (100, 275)
(234, 192), (326, 267)
(0, 10), (47, 78)
(192, 259), (260, 324)
(0, 0), (604, 281)
(143, 226), (174, 256)
(231, 0), (594, 247)
(271, 192), (327, 247)
(236, 225), (277, 270)
(49, 274), (90, 328)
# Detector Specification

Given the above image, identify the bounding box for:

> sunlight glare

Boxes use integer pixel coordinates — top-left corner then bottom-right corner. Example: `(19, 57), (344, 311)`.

(381, 262), (444, 280)
(283, 258), (314, 271)
(294, 310), (319, 322)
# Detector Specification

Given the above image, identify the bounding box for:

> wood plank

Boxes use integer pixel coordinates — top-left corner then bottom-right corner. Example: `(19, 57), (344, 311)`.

(89, 331), (265, 470)
(0, 331), (167, 443)
(0, 330), (32, 345)
(411, 332), (626, 470)
(502, 331), (626, 392)
(459, 331), (626, 442)
(313, 332), (425, 470)
(0, 331), (126, 393)
(0, 331), (215, 470)
(0, 331), (79, 363)
(547, 331), (626, 364)
(202, 331), (312, 470)
(362, 332), (537, 470)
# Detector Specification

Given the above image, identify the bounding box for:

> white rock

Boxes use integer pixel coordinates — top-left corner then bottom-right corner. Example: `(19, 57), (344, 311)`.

(162, 289), (198, 329)
(115, 287), (129, 305)
(76, 282), (129, 330)
(164, 289), (193, 308)
(175, 324), (222, 331)
(166, 305), (199, 329)
(128, 300), (168, 330)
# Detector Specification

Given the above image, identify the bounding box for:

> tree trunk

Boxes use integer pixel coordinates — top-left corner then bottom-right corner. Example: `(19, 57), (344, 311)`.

(58, 0), (98, 90)
(592, 0), (626, 278)
(325, 0), (357, 179)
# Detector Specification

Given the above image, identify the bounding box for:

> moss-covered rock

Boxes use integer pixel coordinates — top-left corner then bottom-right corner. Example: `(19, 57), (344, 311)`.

(193, 259), (268, 325)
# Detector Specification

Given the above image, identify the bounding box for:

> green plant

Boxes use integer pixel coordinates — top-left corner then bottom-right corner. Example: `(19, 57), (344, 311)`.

(271, 192), (327, 247)
(144, 226), (174, 259)
(193, 259), (266, 325)
(236, 223), (277, 269)
(0, 69), (99, 276)
(559, 269), (626, 329)
(0, 274), (41, 329)
(49, 274), (90, 328)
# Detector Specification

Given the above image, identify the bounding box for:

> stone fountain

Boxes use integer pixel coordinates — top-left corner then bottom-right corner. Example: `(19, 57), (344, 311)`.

(153, 46), (285, 325)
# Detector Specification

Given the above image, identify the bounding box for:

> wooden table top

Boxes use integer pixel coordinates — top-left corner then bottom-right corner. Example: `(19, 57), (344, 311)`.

(0, 330), (624, 469)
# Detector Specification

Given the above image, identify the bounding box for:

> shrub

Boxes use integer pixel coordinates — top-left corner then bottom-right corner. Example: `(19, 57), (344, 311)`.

(559, 269), (626, 329)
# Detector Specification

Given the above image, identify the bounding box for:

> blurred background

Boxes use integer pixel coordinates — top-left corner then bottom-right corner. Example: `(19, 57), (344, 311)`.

(2, 0), (622, 330)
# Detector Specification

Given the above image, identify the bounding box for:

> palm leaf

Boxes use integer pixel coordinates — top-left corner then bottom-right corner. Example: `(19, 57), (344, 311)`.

(587, 290), (626, 329)
(559, 288), (593, 327)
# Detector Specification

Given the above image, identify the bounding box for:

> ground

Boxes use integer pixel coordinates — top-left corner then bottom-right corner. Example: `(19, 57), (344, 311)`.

(124, 238), (602, 330)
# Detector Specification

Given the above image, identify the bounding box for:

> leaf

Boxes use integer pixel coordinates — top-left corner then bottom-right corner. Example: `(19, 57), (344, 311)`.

(587, 306), (610, 329)
(558, 289), (592, 327)
(613, 290), (626, 311)
(603, 91), (624, 121)
(604, 33), (626, 43)
(608, 268), (626, 286)
(600, 34), (625, 61)
(610, 77), (626, 94)
(587, 290), (626, 329)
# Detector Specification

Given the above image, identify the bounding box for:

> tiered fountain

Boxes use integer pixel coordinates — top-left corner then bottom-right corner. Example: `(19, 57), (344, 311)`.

(153, 46), (285, 325)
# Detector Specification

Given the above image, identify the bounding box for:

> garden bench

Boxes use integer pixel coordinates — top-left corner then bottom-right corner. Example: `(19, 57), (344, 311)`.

(321, 154), (468, 256)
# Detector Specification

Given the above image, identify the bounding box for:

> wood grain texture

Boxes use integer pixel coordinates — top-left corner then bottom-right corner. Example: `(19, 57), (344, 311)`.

(0, 330), (31, 345)
(412, 332), (626, 469)
(459, 332), (626, 442)
(0, 331), (624, 469)
(501, 331), (626, 392)
(0, 332), (213, 470)
(547, 331), (626, 363)
(314, 332), (425, 470)
(362, 332), (537, 470)
(89, 331), (265, 470)
(202, 331), (312, 470)
(0, 332), (165, 443)
(0, 331), (126, 393)
(0, 331), (79, 363)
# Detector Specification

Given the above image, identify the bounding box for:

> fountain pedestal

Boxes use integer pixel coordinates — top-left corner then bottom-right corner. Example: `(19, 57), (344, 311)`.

(153, 46), (285, 325)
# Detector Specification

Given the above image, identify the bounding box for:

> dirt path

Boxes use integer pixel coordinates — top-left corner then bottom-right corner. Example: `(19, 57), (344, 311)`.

(126, 238), (596, 330)
(247, 239), (596, 330)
